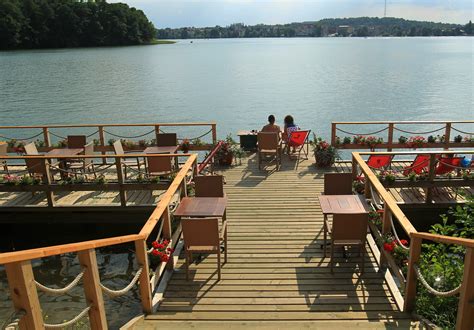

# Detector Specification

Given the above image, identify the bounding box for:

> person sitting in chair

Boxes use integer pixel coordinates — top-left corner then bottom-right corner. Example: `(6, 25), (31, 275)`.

(283, 115), (299, 154)
(261, 115), (281, 136)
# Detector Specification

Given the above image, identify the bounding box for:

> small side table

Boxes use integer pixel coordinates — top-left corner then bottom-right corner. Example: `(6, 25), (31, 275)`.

(237, 131), (258, 151)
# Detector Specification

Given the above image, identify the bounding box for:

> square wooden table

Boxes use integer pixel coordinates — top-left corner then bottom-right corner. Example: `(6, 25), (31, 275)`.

(318, 194), (370, 216)
(144, 146), (179, 154)
(174, 197), (228, 221)
(46, 148), (84, 179)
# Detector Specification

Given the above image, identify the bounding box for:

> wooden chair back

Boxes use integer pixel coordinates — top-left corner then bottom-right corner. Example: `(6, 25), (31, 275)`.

(67, 135), (86, 149)
(257, 132), (279, 151)
(156, 133), (177, 147)
(194, 175), (225, 197)
(24, 142), (39, 155)
(332, 213), (368, 243)
(113, 140), (125, 155)
(324, 173), (353, 195)
(182, 218), (220, 248)
(83, 142), (94, 166)
(25, 158), (47, 178)
(147, 156), (172, 174)
(0, 143), (7, 156)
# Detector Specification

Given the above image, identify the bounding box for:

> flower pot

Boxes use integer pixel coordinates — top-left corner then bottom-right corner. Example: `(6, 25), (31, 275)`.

(219, 153), (233, 166)
(182, 147), (189, 153)
(314, 152), (334, 168)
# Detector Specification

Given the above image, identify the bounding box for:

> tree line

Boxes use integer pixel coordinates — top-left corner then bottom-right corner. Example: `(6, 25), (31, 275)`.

(0, 0), (156, 50)
(157, 17), (473, 39)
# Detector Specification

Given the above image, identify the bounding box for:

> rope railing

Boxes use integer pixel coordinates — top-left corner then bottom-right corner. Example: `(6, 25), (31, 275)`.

(3, 309), (26, 330)
(104, 129), (155, 139)
(390, 215), (410, 250)
(48, 131), (67, 140)
(0, 131), (43, 141)
(87, 130), (99, 138)
(414, 264), (462, 297)
(335, 126), (389, 136)
(393, 126), (446, 135)
(451, 126), (474, 135)
(159, 128), (213, 141)
(35, 271), (85, 295)
(99, 267), (143, 298)
(44, 306), (91, 329)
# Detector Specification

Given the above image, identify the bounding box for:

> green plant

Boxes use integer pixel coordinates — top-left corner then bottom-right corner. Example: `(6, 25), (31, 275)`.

(93, 138), (100, 146)
(352, 135), (365, 144)
(121, 139), (135, 148)
(427, 135), (436, 143)
(343, 136), (352, 144)
(19, 175), (42, 185)
(180, 139), (190, 151)
(138, 139), (149, 147)
(108, 138), (116, 146)
(407, 172), (416, 182)
(398, 136), (408, 144)
(311, 135), (339, 168)
(34, 139), (45, 148)
(378, 170), (396, 184)
(54, 139), (67, 148)
(150, 176), (160, 184)
(192, 138), (204, 146)
(453, 135), (463, 143)
(94, 175), (107, 185)
(2, 174), (20, 185)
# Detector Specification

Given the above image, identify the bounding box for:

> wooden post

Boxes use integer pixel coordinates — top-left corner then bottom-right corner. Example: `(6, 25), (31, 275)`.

(380, 208), (392, 266)
(425, 153), (437, 203)
(387, 123), (394, 152)
(351, 154), (358, 180)
(403, 236), (422, 312)
(134, 240), (153, 314)
(115, 157), (127, 207)
(331, 123), (337, 146)
(444, 122), (451, 151)
(42, 127), (50, 148)
(5, 261), (44, 329)
(78, 249), (107, 329)
(154, 125), (160, 144)
(162, 206), (171, 240)
(43, 158), (55, 207)
(98, 126), (106, 165)
(364, 180), (371, 199)
(211, 123), (217, 145)
(456, 247), (474, 330)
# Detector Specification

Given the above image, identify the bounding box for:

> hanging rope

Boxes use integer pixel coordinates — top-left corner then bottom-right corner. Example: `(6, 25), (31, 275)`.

(369, 182), (384, 210)
(104, 129), (155, 139)
(335, 126), (389, 136)
(86, 130), (100, 138)
(100, 267), (143, 297)
(35, 271), (84, 295)
(49, 131), (67, 140)
(393, 126), (446, 135)
(177, 129), (213, 141)
(3, 309), (26, 330)
(414, 264), (462, 297)
(0, 131), (43, 141)
(451, 126), (474, 135)
(44, 306), (91, 329)
(389, 215), (410, 250)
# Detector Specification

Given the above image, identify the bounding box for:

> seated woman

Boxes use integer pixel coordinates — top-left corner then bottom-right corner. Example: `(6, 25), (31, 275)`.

(283, 115), (299, 153)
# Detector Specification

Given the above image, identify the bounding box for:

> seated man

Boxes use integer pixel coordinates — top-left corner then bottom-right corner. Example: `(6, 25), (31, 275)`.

(261, 115), (281, 136)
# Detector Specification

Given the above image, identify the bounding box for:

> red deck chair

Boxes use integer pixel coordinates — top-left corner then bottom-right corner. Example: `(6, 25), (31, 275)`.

(435, 156), (464, 176)
(403, 154), (430, 176)
(366, 155), (393, 170)
(288, 130), (311, 169)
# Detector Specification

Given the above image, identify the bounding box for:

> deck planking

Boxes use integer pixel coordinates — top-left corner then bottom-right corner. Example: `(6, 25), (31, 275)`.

(133, 154), (418, 328)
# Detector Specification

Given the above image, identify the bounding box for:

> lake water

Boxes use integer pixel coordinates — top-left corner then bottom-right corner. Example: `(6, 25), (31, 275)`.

(0, 37), (473, 141)
(0, 37), (473, 327)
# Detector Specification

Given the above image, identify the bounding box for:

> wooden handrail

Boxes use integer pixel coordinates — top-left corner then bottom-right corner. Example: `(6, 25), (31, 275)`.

(0, 153), (195, 160)
(0, 234), (144, 264)
(358, 150), (474, 156)
(411, 232), (474, 248)
(0, 122), (216, 129)
(333, 120), (474, 125)
(352, 152), (417, 235)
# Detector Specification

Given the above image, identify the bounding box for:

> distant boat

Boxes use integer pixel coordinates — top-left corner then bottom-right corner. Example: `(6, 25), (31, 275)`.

(190, 41), (193, 43)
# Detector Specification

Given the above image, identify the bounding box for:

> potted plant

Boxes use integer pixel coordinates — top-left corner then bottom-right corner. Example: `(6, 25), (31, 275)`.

(353, 175), (365, 194)
(180, 139), (190, 153)
(427, 135), (436, 143)
(364, 136), (383, 151)
(343, 136), (352, 145)
(453, 135), (463, 143)
(398, 136), (408, 144)
(311, 135), (339, 168)
(148, 239), (174, 269)
(406, 136), (426, 149)
(216, 134), (243, 166)
(352, 135), (365, 145)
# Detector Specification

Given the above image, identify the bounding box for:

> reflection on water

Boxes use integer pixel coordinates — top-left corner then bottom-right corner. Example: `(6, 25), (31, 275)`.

(0, 248), (141, 329)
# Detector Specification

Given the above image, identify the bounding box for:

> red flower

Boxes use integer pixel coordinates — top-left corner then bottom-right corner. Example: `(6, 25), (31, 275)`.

(399, 239), (408, 247)
(151, 249), (160, 256)
(383, 243), (394, 252)
(152, 241), (159, 249)
(161, 254), (169, 262)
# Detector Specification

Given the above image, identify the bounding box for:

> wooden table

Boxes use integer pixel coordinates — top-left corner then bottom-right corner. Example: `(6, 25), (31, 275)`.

(318, 194), (370, 256)
(46, 148), (84, 179)
(174, 197), (228, 221)
(237, 131), (258, 151)
(144, 146), (179, 154)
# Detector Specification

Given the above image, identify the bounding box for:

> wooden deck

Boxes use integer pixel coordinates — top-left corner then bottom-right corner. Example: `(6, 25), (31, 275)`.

(130, 155), (418, 328)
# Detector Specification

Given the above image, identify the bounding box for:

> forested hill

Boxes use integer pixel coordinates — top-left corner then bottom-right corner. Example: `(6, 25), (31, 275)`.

(157, 17), (473, 39)
(0, 0), (156, 50)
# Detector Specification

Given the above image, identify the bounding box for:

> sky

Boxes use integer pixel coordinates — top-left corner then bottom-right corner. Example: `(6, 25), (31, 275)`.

(110, 0), (473, 28)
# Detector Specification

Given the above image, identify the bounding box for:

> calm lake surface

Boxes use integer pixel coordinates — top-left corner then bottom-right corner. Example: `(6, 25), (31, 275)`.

(0, 37), (473, 328)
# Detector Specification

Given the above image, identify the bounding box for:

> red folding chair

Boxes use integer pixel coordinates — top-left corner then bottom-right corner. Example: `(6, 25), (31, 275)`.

(288, 130), (311, 169)
(435, 156), (464, 176)
(366, 155), (393, 170)
(402, 154), (430, 176)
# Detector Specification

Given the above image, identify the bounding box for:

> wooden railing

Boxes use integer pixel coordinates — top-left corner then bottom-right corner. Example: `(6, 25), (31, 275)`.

(332, 121), (474, 150)
(0, 153), (191, 207)
(0, 122), (217, 153)
(0, 153), (198, 328)
(352, 151), (474, 329)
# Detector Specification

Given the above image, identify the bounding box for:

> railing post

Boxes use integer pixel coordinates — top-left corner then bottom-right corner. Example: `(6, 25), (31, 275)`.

(5, 261), (45, 329)
(98, 126), (106, 165)
(115, 157), (127, 207)
(364, 180), (371, 199)
(456, 247), (474, 330)
(351, 153), (358, 180)
(155, 125), (160, 142)
(43, 158), (55, 207)
(404, 235), (422, 312)
(78, 249), (107, 329)
(387, 123), (394, 152)
(42, 127), (50, 148)
(380, 208), (392, 266)
(211, 123), (217, 145)
(162, 206), (172, 240)
(444, 122), (451, 151)
(134, 240), (153, 314)
(425, 153), (437, 203)
(331, 122), (337, 146)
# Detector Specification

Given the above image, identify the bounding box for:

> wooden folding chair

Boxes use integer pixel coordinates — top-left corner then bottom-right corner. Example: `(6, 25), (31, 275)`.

(24, 142), (39, 155)
(324, 173), (353, 195)
(69, 142), (96, 178)
(182, 217), (228, 281)
(113, 140), (145, 179)
(0, 143), (8, 173)
(156, 133), (177, 147)
(194, 175), (225, 197)
(147, 155), (174, 178)
(257, 132), (282, 170)
(325, 213), (368, 274)
(366, 155), (393, 170)
(288, 130), (311, 169)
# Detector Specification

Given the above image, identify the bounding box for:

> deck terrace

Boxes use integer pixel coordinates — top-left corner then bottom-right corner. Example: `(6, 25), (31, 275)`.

(130, 155), (417, 328)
